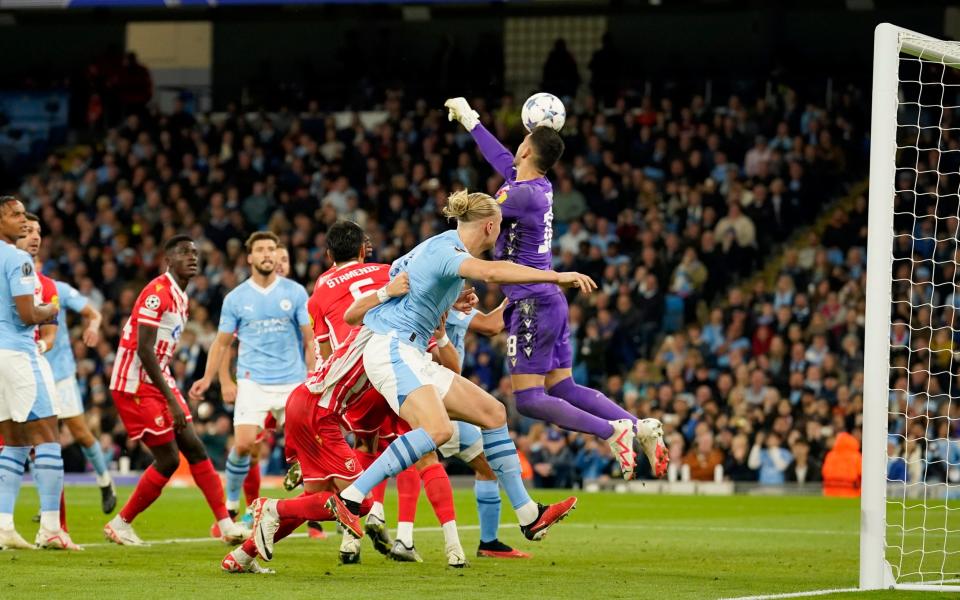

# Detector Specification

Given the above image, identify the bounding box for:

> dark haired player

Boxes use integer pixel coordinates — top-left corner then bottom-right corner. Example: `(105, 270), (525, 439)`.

(104, 235), (249, 545)
(445, 97), (668, 480)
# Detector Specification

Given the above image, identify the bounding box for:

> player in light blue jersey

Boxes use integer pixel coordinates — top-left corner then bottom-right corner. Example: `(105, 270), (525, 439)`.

(335, 190), (595, 543)
(191, 231), (315, 519)
(0, 197), (65, 550)
(44, 270), (116, 514)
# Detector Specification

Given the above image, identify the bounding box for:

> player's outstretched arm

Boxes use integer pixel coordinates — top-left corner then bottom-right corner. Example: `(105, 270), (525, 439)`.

(343, 272), (410, 326)
(188, 331), (234, 401)
(458, 258), (596, 293)
(137, 324), (187, 431)
(445, 97), (515, 180)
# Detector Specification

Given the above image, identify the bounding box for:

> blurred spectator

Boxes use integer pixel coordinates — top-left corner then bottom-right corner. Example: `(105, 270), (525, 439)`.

(749, 432), (792, 485)
(785, 438), (821, 484)
(683, 430), (724, 481)
(530, 429), (576, 488)
(588, 33), (621, 106)
(724, 434), (757, 481)
(822, 431), (862, 497)
(542, 38), (580, 100)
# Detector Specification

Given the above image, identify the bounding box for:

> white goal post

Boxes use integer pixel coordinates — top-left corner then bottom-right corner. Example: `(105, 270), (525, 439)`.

(862, 23), (960, 592)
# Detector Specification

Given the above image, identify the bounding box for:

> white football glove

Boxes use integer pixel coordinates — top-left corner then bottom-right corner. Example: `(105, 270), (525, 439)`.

(444, 97), (480, 131)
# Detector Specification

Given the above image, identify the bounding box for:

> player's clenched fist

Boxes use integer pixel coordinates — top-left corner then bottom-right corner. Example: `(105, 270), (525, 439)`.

(386, 271), (410, 298)
(444, 97), (480, 131)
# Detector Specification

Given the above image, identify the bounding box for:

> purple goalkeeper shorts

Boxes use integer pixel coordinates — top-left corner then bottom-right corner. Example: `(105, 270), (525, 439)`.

(503, 290), (573, 375)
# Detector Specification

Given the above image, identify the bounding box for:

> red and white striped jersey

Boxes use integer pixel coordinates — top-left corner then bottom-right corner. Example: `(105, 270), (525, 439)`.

(110, 272), (189, 394)
(305, 326), (374, 414)
(33, 271), (58, 343)
(308, 261), (390, 351)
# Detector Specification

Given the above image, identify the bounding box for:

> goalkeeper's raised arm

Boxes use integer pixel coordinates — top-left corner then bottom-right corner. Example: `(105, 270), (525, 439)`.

(445, 97), (515, 180)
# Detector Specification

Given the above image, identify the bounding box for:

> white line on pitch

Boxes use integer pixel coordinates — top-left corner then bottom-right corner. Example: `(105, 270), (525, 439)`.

(80, 522), (855, 549)
(718, 588), (860, 600)
(80, 525), (479, 549)
(562, 523), (856, 536)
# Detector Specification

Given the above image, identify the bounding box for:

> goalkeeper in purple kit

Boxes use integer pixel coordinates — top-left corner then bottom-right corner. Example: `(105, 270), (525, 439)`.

(444, 97), (668, 480)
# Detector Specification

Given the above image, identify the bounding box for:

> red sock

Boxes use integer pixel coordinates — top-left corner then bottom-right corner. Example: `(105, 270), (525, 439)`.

(243, 461), (261, 507)
(397, 466), (421, 523)
(276, 491), (335, 522)
(240, 538), (257, 556)
(421, 463), (456, 525)
(120, 465), (169, 523)
(372, 480), (387, 505)
(356, 451), (387, 505)
(188, 458), (229, 521)
(60, 490), (68, 532)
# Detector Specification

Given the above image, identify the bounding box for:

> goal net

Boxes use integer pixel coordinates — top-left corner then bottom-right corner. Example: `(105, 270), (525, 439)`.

(862, 24), (960, 592)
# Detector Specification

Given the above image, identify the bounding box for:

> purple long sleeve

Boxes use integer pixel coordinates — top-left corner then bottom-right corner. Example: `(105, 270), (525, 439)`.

(470, 123), (516, 181)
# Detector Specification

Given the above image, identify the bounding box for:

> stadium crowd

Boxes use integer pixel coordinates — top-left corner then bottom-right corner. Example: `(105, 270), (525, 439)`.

(12, 69), (873, 487)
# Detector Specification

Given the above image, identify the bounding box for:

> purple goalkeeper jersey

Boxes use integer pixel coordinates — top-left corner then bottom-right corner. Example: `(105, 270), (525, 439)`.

(471, 124), (555, 299)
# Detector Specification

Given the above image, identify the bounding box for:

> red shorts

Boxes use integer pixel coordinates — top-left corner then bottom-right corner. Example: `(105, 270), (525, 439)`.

(339, 387), (409, 441)
(285, 383), (362, 483)
(112, 384), (193, 446)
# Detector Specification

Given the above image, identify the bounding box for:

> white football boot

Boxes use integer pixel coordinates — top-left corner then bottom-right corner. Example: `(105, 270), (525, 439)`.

(636, 418), (669, 478)
(36, 528), (83, 551)
(0, 527), (34, 550)
(103, 516), (148, 546)
(606, 419), (638, 480)
(250, 498), (281, 561)
(221, 548), (275, 574)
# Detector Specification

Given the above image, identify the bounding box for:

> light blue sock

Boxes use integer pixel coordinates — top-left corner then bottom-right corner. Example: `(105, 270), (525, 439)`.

(475, 479), (501, 543)
(81, 441), (109, 478)
(345, 428), (436, 501)
(0, 446), (30, 519)
(481, 425), (532, 510)
(33, 443), (64, 513)
(225, 448), (251, 508)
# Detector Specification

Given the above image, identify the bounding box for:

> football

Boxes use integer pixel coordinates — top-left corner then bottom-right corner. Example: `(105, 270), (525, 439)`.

(521, 92), (566, 132)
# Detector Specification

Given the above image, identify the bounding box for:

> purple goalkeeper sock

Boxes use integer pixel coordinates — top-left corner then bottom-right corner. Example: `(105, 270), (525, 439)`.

(548, 377), (636, 423)
(514, 387), (614, 438)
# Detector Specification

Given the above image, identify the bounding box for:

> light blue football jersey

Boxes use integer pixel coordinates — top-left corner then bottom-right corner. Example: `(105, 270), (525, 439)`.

(445, 308), (478, 372)
(365, 229), (471, 351)
(47, 280), (89, 381)
(0, 240), (37, 353)
(219, 277), (310, 385)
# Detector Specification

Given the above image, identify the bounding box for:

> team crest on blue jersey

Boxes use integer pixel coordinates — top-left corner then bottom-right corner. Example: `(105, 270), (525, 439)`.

(280, 299), (292, 311)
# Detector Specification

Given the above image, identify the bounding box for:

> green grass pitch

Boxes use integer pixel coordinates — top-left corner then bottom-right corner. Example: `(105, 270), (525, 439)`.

(0, 485), (945, 599)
